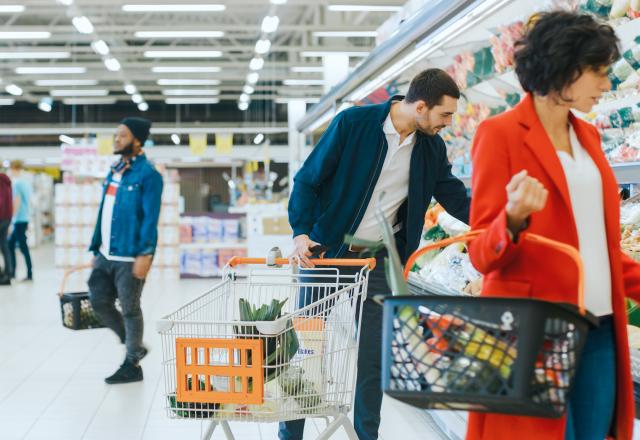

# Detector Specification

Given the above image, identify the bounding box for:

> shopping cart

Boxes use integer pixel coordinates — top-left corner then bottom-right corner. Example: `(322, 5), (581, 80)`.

(381, 230), (597, 418)
(58, 264), (105, 330)
(157, 255), (376, 440)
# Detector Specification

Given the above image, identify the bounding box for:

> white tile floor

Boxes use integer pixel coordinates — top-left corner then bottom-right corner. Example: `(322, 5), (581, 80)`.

(0, 244), (451, 440)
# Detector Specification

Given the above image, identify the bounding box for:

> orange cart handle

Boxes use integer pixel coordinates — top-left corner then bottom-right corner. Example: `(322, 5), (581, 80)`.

(59, 263), (93, 297)
(228, 256), (376, 270)
(404, 229), (586, 316)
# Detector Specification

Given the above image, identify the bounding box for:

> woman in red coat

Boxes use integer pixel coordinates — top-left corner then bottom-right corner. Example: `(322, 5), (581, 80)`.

(467, 11), (640, 440)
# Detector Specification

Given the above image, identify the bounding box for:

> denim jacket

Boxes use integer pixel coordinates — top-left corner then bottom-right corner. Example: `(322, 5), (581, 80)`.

(89, 153), (163, 257)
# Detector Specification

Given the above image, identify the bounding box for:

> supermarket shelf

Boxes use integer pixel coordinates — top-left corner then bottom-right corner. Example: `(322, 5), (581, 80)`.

(180, 242), (247, 250)
(613, 162), (640, 184)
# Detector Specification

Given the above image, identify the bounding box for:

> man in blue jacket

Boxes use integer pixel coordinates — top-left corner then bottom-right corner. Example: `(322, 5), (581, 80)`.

(284, 69), (470, 439)
(88, 117), (163, 384)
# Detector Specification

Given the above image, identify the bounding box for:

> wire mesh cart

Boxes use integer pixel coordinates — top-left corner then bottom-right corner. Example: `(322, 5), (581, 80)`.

(157, 255), (376, 439)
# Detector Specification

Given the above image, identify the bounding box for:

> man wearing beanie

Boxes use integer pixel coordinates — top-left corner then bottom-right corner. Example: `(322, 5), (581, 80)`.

(88, 117), (163, 384)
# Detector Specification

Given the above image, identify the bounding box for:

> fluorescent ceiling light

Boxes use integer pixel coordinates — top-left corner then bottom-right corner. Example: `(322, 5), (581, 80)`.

(253, 133), (264, 144)
(238, 101), (249, 110)
(249, 57), (264, 71)
(162, 89), (220, 96)
(0, 51), (70, 59)
(0, 5), (25, 13)
(290, 66), (324, 73)
(135, 30), (224, 38)
(275, 97), (320, 104)
(261, 16), (280, 34)
(103, 57), (121, 71)
(171, 134), (180, 145)
(35, 79), (98, 86)
(313, 31), (377, 37)
(59, 135), (75, 145)
(5, 84), (23, 96)
(0, 98), (15, 105)
(124, 83), (137, 94)
(165, 98), (220, 104)
(328, 5), (403, 12)
(72, 16), (94, 34)
(38, 99), (52, 112)
(50, 89), (109, 97)
(247, 72), (259, 84)
(152, 66), (221, 73)
(157, 79), (220, 86)
(63, 97), (116, 105)
(91, 40), (110, 56)
(239, 93), (250, 103)
(131, 93), (143, 103)
(16, 66), (85, 74)
(270, 0), (287, 4)
(122, 4), (226, 12)
(301, 50), (369, 57)
(138, 102), (149, 111)
(255, 39), (271, 55)
(144, 50), (222, 58)
(0, 32), (51, 39)
(243, 85), (255, 94)
(283, 79), (325, 86)
(56, 0), (73, 5)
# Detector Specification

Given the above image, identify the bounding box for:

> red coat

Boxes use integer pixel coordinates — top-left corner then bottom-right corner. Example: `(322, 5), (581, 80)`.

(467, 93), (640, 440)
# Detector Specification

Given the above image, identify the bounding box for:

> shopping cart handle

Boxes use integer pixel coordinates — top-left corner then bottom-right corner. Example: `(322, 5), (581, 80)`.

(228, 256), (376, 270)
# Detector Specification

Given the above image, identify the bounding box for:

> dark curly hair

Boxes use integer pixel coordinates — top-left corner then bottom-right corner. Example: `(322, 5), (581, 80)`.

(514, 11), (620, 97)
(405, 68), (460, 107)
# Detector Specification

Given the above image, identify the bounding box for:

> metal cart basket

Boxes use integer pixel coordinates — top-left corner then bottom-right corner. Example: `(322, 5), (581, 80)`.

(157, 256), (376, 439)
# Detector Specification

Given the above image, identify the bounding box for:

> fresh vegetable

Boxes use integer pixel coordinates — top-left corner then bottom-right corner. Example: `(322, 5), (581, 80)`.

(278, 366), (322, 412)
(235, 298), (299, 383)
(168, 377), (220, 418)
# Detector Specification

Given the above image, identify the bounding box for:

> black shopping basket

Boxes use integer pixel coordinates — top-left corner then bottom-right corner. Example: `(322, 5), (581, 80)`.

(58, 264), (106, 330)
(381, 230), (597, 418)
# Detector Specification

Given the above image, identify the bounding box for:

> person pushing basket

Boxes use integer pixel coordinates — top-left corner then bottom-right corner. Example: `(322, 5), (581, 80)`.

(467, 11), (640, 440)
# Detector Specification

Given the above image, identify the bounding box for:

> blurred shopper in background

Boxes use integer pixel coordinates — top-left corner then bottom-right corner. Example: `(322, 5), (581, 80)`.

(0, 171), (12, 285)
(8, 160), (33, 282)
(88, 117), (163, 384)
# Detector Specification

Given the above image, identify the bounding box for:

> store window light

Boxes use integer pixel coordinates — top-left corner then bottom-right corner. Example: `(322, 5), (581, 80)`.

(38, 98), (52, 112)
(91, 40), (110, 56)
(253, 133), (265, 145)
(171, 134), (181, 145)
(0, 5), (26, 13)
(249, 57), (264, 71)
(104, 57), (121, 72)
(131, 93), (143, 104)
(243, 85), (255, 95)
(255, 39), (271, 55)
(5, 84), (22, 96)
(238, 101), (249, 111)
(246, 72), (259, 84)
(239, 93), (250, 103)
(59, 135), (75, 145)
(72, 16), (94, 34)
(124, 83), (137, 94)
(138, 102), (149, 111)
(261, 16), (280, 34)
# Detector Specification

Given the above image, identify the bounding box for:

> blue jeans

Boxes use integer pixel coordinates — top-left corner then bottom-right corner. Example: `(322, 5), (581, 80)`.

(279, 250), (390, 440)
(9, 221), (32, 279)
(565, 316), (616, 440)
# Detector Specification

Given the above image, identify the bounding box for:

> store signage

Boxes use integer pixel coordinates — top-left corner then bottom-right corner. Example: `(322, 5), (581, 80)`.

(215, 132), (233, 156)
(189, 133), (208, 156)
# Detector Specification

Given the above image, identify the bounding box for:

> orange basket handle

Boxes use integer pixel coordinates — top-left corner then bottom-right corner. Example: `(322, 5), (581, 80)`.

(228, 256), (376, 270)
(403, 229), (586, 316)
(59, 263), (93, 297)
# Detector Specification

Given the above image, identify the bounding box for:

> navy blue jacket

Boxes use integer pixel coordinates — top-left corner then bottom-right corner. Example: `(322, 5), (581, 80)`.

(90, 153), (163, 257)
(288, 97), (470, 261)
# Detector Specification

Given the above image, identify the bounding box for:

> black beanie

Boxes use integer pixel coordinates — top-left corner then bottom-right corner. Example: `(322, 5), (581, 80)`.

(120, 117), (151, 145)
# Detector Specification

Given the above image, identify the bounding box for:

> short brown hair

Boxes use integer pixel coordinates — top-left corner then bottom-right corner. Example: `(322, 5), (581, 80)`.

(10, 160), (23, 171)
(405, 68), (460, 107)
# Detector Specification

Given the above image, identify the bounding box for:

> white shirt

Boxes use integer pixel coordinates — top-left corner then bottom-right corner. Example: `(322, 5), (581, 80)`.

(100, 172), (135, 262)
(556, 125), (612, 316)
(353, 111), (416, 242)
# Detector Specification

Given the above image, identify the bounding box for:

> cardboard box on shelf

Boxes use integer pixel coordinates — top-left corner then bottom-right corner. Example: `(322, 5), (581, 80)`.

(262, 216), (293, 236)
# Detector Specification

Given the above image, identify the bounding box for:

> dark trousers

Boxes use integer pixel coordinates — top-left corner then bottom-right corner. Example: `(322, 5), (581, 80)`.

(9, 221), (32, 279)
(279, 250), (390, 440)
(0, 219), (11, 278)
(88, 254), (147, 364)
(564, 316), (616, 440)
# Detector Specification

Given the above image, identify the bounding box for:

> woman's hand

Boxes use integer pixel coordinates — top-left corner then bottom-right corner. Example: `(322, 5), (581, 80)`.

(505, 170), (548, 236)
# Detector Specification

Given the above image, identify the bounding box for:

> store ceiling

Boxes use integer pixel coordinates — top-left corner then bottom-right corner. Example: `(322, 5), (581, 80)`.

(0, 0), (402, 126)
